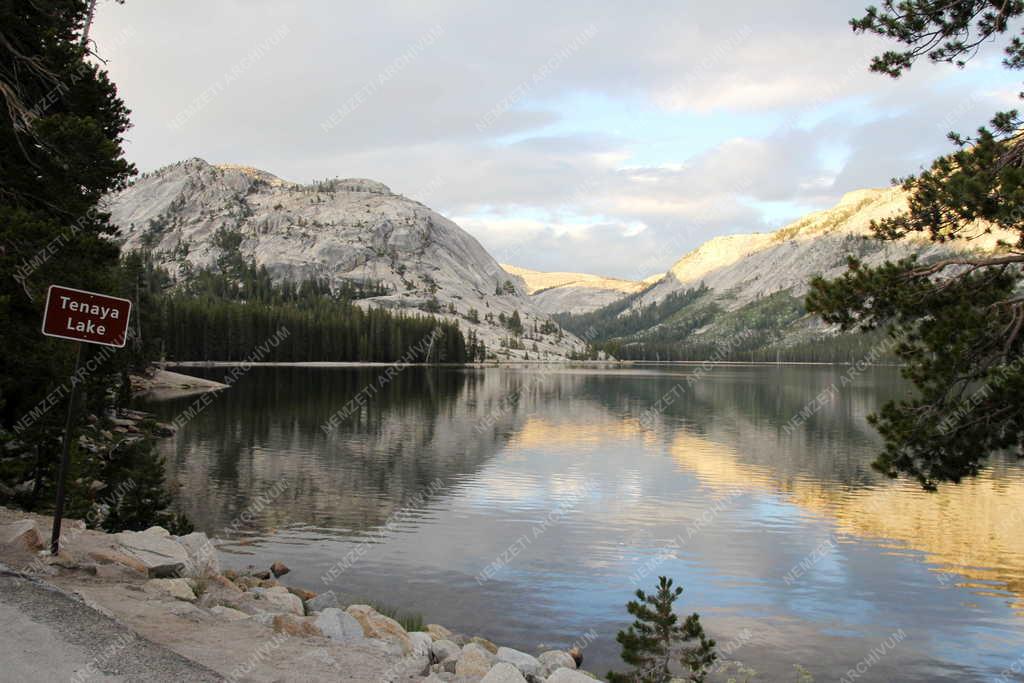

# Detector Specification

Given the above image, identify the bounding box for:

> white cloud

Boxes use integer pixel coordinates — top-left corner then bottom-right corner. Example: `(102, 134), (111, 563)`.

(90, 0), (1020, 279)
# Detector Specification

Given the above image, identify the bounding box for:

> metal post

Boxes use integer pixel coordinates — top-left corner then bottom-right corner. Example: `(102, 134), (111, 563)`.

(50, 342), (84, 555)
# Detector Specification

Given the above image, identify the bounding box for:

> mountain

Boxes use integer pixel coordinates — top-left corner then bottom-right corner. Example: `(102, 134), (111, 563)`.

(105, 158), (582, 359)
(501, 264), (653, 314)
(557, 187), (1012, 359)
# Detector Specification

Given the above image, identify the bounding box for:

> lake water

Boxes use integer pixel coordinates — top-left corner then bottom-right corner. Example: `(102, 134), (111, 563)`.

(140, 365), (1024, 681)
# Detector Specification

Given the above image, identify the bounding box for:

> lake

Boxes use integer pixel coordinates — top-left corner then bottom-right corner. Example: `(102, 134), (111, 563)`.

(139, 364), (1024, 681)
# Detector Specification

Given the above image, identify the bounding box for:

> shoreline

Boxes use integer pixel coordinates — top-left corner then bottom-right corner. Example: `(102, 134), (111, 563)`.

(0, 507), (595, 682)
(163, 359), (902, 369)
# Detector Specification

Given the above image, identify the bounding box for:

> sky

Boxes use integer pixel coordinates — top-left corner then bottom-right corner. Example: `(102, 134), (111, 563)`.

(91, 0), (1019, 280)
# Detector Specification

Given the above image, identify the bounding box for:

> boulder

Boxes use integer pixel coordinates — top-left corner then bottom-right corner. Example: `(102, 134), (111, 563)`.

(287, 586), (316, 602)
(345, 604), (414, 654)
(87, 549), (149, 576)
(195, 577), (244, 609)
(426, 623), (453, 641)
(142, 525), (171, 537)
(175, 532), (219, 576)
(496, 647), (542, 678)
(272, 613), (322, 637)
(260, 587), (305, 616)
(210, 605), (250, 621)
(481, 662), (528, 683)
(430, 639), (461, 663)
(568, 646), (584, 667)
(94, 562), (145, 580)
(0, 520), (45, 551)
(471, 636), (499, 654)
(455, 643), (497, 679)
(143, 578), (196, 602)
(409, 631), (433, 656)
(305, 590), (340, 613)
(547, 669), (596, 683)
(314, 608), (366, 644)
(235, 576), (261, 590)
(538, 650), (577, 676)
(270, 561), (290, 577)
(113, 529), (190, 578)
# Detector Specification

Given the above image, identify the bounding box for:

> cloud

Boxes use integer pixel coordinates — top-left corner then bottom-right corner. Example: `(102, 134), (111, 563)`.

(91, 0), (1020, 279)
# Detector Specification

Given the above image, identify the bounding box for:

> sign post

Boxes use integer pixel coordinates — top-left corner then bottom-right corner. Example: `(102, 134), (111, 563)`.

(41, 285), (132, 554)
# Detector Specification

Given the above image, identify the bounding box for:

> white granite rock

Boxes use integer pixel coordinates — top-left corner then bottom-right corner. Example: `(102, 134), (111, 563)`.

(496, 646), (542, 678)
(481, 662), (527, 683)
(314, 608), (366, 644)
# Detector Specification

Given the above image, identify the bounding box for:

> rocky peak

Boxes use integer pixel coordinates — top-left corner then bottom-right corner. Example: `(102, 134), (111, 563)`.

(105, 159), (583, 359)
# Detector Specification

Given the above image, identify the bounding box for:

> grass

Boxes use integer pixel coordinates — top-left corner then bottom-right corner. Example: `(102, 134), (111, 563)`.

(366, 601), (426, 632)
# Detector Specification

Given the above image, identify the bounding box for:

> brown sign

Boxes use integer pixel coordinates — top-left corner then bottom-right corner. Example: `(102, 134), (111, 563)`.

(41, 284), (132, 348)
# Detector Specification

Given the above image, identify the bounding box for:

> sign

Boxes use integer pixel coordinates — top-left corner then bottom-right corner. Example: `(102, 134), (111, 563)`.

(41, 284), (132, 348)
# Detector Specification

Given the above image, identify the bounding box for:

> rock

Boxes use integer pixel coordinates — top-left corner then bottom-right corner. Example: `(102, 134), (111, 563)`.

(471, 636), (499, 654)
(538, 650), (577, 676)
(440, 657), (458, 674)
(87, 549), (150, 575)
(210, 605), (250, 621)
(208, 574), (242, 593)
(142, 525), (171, 537)
(222, 569), (239, 581)
(93, 562), (144, 580)
(430, 639), (461, 663)
(0, 482), (15, 498)
(346, 604), (414, 654)
(409, 631), (433, 656)
(194, 575), (244, 609)
(547, 668), (596, 683)
(113, 529), (190, 578)
(272, 613), (322, 637)
(152, 421), (175, 437)
(314, 608), (366, 644)
(175, 532), (219, 576)
(391, 654), (431, 679)
(259, 587), (305, 616)
(305, 590), (340, 613)
(235, 575), (261, 590)
(287, 586), (316, 601)
(496, 647), (542, 678)
(568, 646), (584, 667)
(482, 662), (528, 683)
(252, 569), (271, 580)
(456, 643), (497, 679)
(426, 623), (454, 641)
(0, 520), (46, 551)
(259, 579), (281, 589)
(270, 560), (290, 577)
(143, 578), (196, 602)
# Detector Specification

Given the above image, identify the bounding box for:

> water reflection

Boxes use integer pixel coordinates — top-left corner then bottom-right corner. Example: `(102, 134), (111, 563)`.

(140, 365), (1024, 680)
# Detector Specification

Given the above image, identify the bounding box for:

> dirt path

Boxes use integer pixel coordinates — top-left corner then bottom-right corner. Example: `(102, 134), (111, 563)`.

(0, 564), (222, 682)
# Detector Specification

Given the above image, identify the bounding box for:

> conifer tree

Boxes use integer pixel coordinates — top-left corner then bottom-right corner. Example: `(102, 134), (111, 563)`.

(607, 576), (716, 683)
(807, 1), (1024, 488)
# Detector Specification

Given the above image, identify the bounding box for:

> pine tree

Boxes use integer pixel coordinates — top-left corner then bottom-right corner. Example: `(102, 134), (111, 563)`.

(807, 1), (1024, 488)
(607, 576), (716, 683)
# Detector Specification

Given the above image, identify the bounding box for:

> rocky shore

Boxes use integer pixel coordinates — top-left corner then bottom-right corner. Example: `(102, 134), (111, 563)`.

(0, 508), (598, 682)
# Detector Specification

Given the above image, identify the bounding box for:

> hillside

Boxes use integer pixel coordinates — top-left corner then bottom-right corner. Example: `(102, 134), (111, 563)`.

(104, 159), (583, 359)
(558, 187), (1012, 360)
(501, 264), (650, 314)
